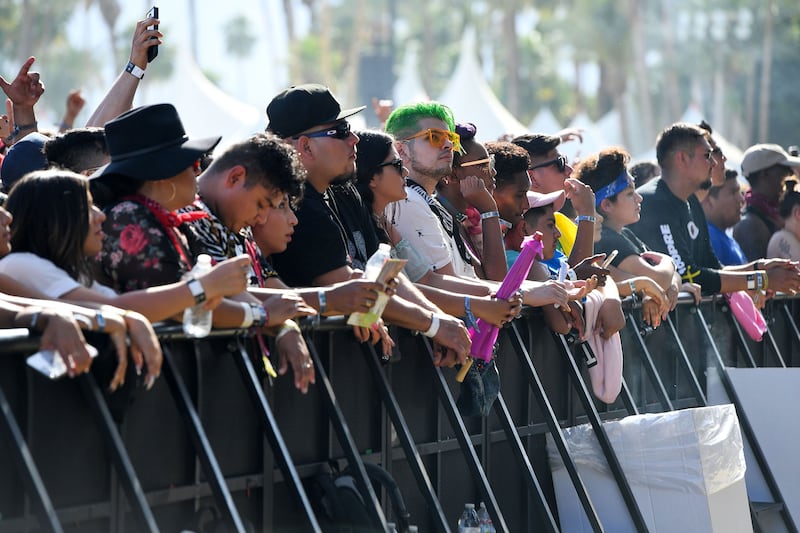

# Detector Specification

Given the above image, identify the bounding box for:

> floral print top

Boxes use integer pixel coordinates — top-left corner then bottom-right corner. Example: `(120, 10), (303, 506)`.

(95, 199), (197, 293)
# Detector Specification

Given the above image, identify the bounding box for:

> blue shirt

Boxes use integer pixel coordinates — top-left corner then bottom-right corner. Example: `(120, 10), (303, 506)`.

(707, 222), (746, 266)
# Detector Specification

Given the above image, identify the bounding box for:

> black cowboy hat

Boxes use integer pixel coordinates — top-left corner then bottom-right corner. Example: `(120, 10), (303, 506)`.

(90, 103), (221, 181)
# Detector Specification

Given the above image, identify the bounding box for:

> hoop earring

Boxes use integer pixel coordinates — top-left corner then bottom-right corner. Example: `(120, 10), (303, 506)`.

(166, 182), (176, 203)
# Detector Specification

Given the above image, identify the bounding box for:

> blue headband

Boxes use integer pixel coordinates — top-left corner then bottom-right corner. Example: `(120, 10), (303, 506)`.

(595, 170), (632, 207)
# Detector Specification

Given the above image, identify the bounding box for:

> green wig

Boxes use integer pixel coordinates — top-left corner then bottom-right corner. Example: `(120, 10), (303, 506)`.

(384, 102), (456, 140)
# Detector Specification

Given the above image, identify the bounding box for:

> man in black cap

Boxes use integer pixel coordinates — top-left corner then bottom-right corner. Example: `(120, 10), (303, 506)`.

(266, 84), (471, 366)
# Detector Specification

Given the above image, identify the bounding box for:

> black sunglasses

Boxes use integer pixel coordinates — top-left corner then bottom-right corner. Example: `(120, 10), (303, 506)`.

(529, 154), (568, 173)
(377, 158), (404, 173)
(294, 121), (351, 140)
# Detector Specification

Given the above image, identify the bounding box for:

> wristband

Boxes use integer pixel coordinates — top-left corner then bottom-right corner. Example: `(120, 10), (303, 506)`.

(762, 271), (769, 291)
(125, 61), (145, 80)
(318, 290), (327, 314)
(73, 314), (93, 330)
(464, 297), (479, 332)
(421, 314), (441, 338)
(239, 302), (254, 328)
(575, 215), (596, 224)
(275, 320), (300, 342)
(95, 311), (106, 333)
(746, 273), (756, 291)
(628, 279), (637, 296)
(186, 277), (207, 304)
(29, 310), (41, 330)
(251, 302), (268, 327)
(755, 272), (765, 292)
(479, 210), (500, 221)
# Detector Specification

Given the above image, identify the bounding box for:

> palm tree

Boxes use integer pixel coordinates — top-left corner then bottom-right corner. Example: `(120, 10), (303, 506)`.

(223, 14), (257, 97)
(84, 0), (121, 70)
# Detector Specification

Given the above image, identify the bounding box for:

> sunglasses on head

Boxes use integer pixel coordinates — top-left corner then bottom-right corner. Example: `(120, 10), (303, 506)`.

(377, 158), (404, 173)
(294, 121), (351, 140)
(460, 154), (495, 172)
(403, 128), (462, 153)
(529, 154), (568, 173)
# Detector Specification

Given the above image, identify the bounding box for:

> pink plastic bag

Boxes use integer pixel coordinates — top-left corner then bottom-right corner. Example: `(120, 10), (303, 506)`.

(726, 291), (767, 342)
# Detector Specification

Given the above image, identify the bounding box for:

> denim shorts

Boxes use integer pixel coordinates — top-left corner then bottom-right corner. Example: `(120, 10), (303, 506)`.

(456, 356), (500, 418)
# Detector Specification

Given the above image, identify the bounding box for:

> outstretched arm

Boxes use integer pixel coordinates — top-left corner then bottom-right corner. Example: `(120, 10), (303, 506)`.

(86, 15), (161, 126)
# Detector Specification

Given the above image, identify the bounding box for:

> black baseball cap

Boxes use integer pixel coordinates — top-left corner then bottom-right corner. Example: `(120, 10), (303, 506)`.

(266, 84), (365, 138)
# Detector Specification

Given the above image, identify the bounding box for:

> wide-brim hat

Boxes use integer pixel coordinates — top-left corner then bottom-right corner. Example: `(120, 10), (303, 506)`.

(266, 84), (365, 138)
(527, 189), (566, 212)
(90, 103), (221, 181)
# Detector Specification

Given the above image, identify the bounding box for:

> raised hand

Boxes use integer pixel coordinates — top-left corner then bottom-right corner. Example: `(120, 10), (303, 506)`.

(0, 57), (45, 108)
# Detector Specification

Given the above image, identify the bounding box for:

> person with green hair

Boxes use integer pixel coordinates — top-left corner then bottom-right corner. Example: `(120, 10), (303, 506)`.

(384, 102), (470, 278)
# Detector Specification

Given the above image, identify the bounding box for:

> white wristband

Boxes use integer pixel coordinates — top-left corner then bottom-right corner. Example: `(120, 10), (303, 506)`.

(422, 314), (441, 338)
(275, 320), (301, 342)
(239, 302), (254, 328)
(125, 61), (145, 80)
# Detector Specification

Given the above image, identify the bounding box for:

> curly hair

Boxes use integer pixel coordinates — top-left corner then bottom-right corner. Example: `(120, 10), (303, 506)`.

(574, 147), (631, 210)
(7, 169), (94, 284)
(384, 101), (456, 140)
(485, 141), (530, 189)
(207, 133), (307, 208)
(44, 127), (108, 174)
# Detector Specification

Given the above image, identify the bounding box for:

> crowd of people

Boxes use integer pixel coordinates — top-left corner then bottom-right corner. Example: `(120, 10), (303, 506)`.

(1, 12), (800, 417)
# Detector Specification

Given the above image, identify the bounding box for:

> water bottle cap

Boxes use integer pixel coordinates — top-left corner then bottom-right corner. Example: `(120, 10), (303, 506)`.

(465, 503), (475, 509)
(378, 243), (391, 253)
(196, 254), (212, 266)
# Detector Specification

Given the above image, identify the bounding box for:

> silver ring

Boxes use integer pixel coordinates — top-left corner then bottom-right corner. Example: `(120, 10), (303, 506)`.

(303, 361), (313, 369)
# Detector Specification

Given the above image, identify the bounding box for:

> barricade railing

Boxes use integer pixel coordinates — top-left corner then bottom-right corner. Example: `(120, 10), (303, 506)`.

(1, 292), (799, 532)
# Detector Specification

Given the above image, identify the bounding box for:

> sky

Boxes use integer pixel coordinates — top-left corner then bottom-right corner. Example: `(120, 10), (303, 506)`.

(67, 0), (294, 115)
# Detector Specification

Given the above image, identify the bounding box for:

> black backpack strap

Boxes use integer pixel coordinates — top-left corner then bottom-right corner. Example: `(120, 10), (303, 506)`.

(352, 463), (412, 532)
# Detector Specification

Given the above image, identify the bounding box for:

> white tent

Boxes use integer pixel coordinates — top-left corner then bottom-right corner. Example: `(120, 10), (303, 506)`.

(528, 108), (562, 137)
(559, 111), (603, 162)
(437, 28), (527, 142)
(392, 42), (430, 106)
(139, 46), (263, 149)
(679, 104), (744, 171)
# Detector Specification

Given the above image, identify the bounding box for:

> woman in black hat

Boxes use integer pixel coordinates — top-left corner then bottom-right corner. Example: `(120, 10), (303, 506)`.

(90, 104), (312, 340)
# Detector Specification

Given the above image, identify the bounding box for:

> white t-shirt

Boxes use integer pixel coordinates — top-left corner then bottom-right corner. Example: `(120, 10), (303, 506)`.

(386, 187), (454, 272)
(0, 252), (117, 299)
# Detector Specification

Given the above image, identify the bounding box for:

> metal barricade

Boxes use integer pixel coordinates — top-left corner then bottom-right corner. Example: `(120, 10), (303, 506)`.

(1, 293), (799, 532)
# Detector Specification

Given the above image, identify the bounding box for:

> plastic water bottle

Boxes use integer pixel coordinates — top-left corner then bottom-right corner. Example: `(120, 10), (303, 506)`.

(364, 243), (391, 280)
(457, 503), (480, 533)
(347, 243), (392, 328)
(477, 501), (496, 533)
(182, 254), (213, 338)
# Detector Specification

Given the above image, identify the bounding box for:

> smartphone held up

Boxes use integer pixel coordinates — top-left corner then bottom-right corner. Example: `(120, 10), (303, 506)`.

(146, 6), (159, 63)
